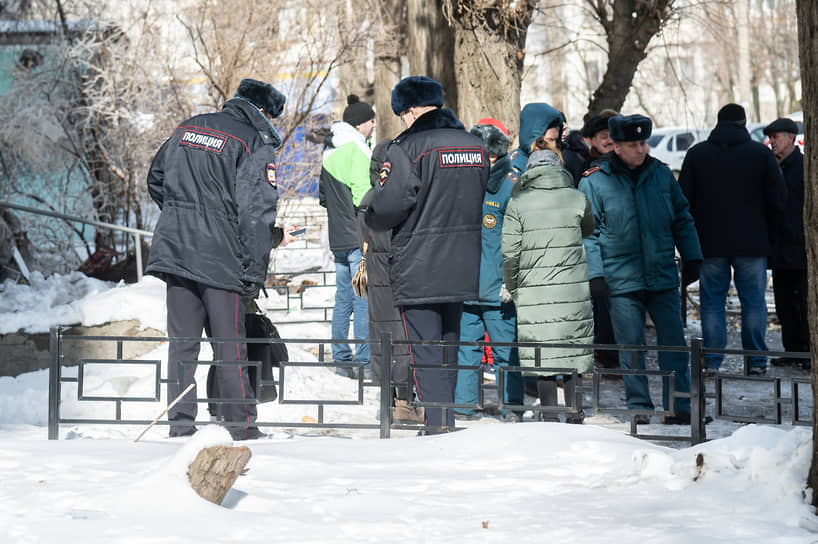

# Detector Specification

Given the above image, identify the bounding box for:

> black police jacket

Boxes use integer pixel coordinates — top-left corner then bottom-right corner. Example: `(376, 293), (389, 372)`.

(364, 108), (489, 306)
(146, 98), (282, 296)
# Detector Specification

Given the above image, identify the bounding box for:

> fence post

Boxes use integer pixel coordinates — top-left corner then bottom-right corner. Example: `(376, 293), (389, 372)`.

(48, 327), (60, 440)
(135, 233), (143, 282)
(379, 332), (393, 439)
(690, 337), (707, 444)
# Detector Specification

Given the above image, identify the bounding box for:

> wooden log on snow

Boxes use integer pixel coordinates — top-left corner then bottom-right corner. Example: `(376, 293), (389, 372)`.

(187, 446), (252, 505)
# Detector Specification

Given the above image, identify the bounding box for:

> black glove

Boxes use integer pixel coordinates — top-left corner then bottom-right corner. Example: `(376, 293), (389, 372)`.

(589, 277), (610, 299)
(681, 260), (701, 286)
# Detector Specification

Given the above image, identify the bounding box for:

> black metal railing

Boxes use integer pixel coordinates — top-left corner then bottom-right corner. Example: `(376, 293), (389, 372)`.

(48, 327), (812, 445)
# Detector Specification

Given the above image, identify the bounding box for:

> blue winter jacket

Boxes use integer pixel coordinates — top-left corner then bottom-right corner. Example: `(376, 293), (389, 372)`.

(578, 156), (702, 295)
(509, 103), (563, 176)
(467, 153), (516, 306)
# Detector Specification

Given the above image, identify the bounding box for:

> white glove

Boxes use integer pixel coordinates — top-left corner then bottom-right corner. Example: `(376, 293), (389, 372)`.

(500, 283), (513, 304)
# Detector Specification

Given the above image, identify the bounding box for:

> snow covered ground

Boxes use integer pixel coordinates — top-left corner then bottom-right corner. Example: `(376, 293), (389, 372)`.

(1, 272), (817, 542)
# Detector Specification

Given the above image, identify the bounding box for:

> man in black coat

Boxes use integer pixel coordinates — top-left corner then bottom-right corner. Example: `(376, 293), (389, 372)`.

(357, 140), (422, 424)
(764, 118), (809, 368)
(365, 76), (489, 432)
(146, 78), (296, 439)
(678, 103), (787, 374)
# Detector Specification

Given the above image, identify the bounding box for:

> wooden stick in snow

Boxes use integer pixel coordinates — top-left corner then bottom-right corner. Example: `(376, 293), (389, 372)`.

(134, 383), (196, 442)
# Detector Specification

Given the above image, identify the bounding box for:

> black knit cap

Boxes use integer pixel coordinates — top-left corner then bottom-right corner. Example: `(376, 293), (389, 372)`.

(235, 78), (286, 118)
(717, 103), (746, 126)
(343, 94), (375, 126)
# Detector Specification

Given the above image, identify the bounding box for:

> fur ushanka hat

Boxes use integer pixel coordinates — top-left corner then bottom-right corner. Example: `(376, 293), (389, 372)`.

(235, 78), (286, 118)
(390, 76), (444, 115)
(470, 118), (510, 158)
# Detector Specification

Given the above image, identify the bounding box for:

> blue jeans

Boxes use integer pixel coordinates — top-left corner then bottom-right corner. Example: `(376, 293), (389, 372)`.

(332, 249), (369, 364)
(608, 289), (691, 415)
(699, 257), (768, 369)
(455, 303), (524, 416)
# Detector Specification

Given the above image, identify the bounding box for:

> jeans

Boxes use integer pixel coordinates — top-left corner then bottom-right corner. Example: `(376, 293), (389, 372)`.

(455, 303), (524, 416)
(332, 248), (369, 364)
(608, 289), (691, 415)
(699, 257), (768, 369)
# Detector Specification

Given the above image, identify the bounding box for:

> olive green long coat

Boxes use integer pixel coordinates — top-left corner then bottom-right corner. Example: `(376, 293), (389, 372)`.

(501, 160), (594, 376)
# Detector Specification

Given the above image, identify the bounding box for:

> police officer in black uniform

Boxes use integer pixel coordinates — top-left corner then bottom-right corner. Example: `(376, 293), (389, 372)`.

(365, 76), (489, 433)
(146, 78), (296, 440)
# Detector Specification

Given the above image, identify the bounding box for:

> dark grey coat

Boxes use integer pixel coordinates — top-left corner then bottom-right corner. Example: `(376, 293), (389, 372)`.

(146, 99), (283, 296)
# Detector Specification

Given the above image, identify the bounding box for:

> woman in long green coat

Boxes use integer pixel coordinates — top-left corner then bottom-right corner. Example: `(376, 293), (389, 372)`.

(501, 146), (595, 421)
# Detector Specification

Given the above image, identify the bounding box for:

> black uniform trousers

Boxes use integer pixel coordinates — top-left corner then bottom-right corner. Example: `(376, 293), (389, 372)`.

(772, 268), (810, 354)
(166, 274), (257, 439)
(400, 302), (462, 432)
(592, 293), (618, 367)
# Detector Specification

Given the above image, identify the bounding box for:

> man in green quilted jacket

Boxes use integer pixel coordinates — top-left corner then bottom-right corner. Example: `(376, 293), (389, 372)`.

(578, 114), (703, 426)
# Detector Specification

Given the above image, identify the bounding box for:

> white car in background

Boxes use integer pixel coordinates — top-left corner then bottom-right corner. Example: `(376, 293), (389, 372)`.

(646, 127), (709, 175)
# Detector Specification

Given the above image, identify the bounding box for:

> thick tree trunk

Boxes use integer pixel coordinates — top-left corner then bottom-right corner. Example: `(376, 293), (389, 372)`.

(586, 0), (674, 116)
(795, 0), (818, 506)
(370, 0), (406, 141)
(449, 16), (524, 133)
(407, 0), (457, 112)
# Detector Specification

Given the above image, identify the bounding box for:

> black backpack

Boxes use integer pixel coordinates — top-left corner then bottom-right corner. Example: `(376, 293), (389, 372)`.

(206, 313), (287, 407)
(245, 312), (287, 403)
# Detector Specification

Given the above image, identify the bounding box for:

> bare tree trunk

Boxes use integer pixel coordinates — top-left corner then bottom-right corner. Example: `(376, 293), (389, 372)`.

(585, 0), (675, 116)
(795, 0), (818, 506)
(369, 0), (406, 141)
(407, 0), (457, 112)
(446, 1), (536, 134)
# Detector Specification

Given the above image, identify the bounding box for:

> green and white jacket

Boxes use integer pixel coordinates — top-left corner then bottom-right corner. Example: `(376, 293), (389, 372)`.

(319, 121), (372, 251)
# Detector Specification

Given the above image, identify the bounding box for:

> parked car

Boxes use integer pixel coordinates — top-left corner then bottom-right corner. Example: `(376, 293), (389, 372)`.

(646, 127), (709, 175)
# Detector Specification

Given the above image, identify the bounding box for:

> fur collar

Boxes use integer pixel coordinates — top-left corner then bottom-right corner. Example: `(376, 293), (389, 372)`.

(487, 154), (512, 194)
(223, 98), (282, 148)
(395, 108), (464, 142)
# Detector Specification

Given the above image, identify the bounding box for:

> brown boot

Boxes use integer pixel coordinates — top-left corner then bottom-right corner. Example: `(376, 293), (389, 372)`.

(393, 399), (425, 425)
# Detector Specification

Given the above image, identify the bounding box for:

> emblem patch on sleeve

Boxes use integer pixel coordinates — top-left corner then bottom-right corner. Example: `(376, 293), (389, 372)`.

(179, 129), (226, 153)
(483, 214), (497, 229)
(438, 147), (485, 168)
(266, 162), (277, 188)
(379, 161), (391, 186)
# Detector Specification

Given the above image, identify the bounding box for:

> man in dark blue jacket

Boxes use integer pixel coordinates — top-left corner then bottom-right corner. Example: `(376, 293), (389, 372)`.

(679, 104), (787, 374)
(147, 79), (295, 440)
(764, 118), (809, 369)
(579, 115), (703, 425)
(365, 76), (488, 432)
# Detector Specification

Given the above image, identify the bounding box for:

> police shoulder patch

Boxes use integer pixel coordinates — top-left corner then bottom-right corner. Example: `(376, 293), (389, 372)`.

(379, 161), (391, 186)
(266, 162), (277, 188)
(483, 214), (498, 229)
(582, 166), (600, 177)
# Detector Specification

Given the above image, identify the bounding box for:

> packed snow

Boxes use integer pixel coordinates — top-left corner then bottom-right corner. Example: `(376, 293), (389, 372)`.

(0, 272), (816, 542)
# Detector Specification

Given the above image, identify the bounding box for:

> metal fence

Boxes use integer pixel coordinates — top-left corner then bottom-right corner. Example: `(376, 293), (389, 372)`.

(47, 328), (812, 445)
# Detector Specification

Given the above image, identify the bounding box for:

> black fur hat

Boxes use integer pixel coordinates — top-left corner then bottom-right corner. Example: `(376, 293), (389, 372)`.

(235, 78), (286, 118)
(581, 115), (610, 138)
(470, 119), (510, 158)
(390, 76), (444, 115)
